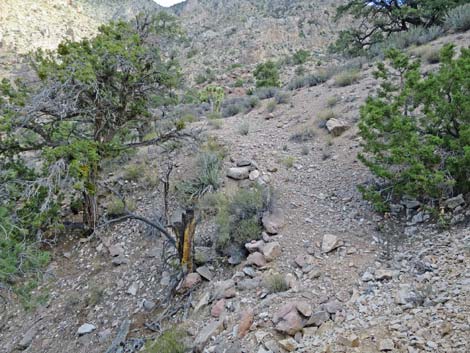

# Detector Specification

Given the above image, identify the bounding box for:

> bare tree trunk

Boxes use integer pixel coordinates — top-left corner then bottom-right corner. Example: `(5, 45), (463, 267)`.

(83, 169), (98, 231)
(173, 209), (196, 273)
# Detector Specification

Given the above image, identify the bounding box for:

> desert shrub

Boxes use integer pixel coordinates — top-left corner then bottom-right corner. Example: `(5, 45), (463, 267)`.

(254, 87), (279, 99)
(264, 273), (289, 293)
(290, 126), (316, 143)
(327, 96), (340, 107)
(238, 122), (250, 135)
(254, 61), (281, 88)
(445, 4), (470, 32)
(177, 152), (222, 205)
(123, 164), (144, 181)
(107, 197), (136, 216)
(359, 46), (470, 212)
(144, 329), (186, 353)
(195, 68), (216, 85)
(266, 101), (277, 113)
(317, 109), (336, 121)
(208, 118), (223, 129)
(234, 79), (244, 87)
(369, 26), (444, 57)
(333, 69), (361, 87)
(275, 91), (290, 104)
(295, 65), (306, 76)
(410, 45), (441, 64)
(301, 145), (310, 155)
(222, 102), (242, 117)
(292, 49), (310, 65)
(287, 76), (307, 90)
(287, 71), (329, 90)
(282, 156), (296, 169)
(221, 96), (259, 117)
(215, 186), (270, 253)
(332, 1), (458, 56)
(207, 112), (223, 129)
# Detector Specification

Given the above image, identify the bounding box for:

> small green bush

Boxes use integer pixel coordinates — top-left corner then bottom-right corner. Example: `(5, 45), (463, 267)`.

(445, 4), (470, 32)
(333, 69), (361, 87)
(254, 61), (281, 88)
(221, 96), (259, 117)
(359, 46), (470, 211)
(295, 65), (306, 76)
(275, 91), (290, 104)
(410, 45), (441, 64)
(290, 126), (316, 143)
(144, 329), (186, 353)
(282, 156), (296, 169)
(107, 197), (136, 216)
(177, 152), (222, 204)
(238, 122), (250, 135)
(292, 49), (310, 65)
(317, 109), (336, 121)
(327, 96), (340, 108)
(123, 164), (143, 181)
(264, 273), (289, 293)
(266, 101), (277, 113)
(255, 87), (279, 100)
(215, 186), (270, 253)
(234, 79), (244, 87)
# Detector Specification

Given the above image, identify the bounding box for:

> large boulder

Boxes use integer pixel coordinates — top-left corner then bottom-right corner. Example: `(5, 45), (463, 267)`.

(326, 118), (349, 137)
(227, 167), (250, 180)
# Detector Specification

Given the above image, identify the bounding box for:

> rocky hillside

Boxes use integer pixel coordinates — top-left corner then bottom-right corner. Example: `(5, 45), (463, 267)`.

(173, 0), (342, 69)
(0, 0), (345, 78)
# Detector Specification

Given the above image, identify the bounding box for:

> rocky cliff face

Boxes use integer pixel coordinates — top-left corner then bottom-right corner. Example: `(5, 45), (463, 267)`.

(0, 0), (344, 72)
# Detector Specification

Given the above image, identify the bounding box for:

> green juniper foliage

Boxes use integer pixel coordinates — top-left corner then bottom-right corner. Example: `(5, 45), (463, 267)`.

(254, 61), (281, 88)
(0, 13), (181, 286)
(331, 0), (468, 56)
(358, 45), (470, 211)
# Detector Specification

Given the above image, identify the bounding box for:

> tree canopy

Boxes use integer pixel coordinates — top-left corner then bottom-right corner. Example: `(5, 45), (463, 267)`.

(332, 0), (469, 56)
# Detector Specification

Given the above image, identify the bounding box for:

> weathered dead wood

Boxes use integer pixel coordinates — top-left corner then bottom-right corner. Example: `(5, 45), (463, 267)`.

(104, 319), (130, 353)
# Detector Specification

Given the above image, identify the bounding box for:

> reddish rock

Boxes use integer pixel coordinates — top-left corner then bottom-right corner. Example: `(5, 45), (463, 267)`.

(262, 210), (285, 235)
(262, 241), (281, 261)
(275, 310), (304, 336)
(180, 273), (202, 291)
(273, 303), (297, 323)
(211, 299), (225, 318)
(247, 252), (266, 267)
(245, 240), (265, 253)
(238, 309), (254, 338)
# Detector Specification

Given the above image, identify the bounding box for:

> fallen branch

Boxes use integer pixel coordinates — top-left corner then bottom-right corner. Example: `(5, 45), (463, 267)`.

(104, 319), (130, 353)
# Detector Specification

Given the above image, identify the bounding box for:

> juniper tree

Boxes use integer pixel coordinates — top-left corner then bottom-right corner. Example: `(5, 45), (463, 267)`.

(358, 45), (470, 211)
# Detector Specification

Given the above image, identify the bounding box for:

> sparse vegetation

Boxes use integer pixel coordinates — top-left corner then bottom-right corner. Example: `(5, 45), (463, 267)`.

(332, 0), (464, 56)
(282, 156), (296, 169)
(266, 101), (277, 113)
(221, 96), (259, 117)
(238, 121), (250, 135)
(144, 328), (186, 353)
(445, 3), (470, 32)
(334, 69), (361, 87)
(317, 109), (336, 122)
(290, 126), (316, 143)
(410, 45), (441, 64)
(255, 87), (279, 100)
(327, 96), (340, 108)
(215, 186), (271, 253)
(292, 49), (310, 65)
(177, 152), (222, 205)
(264, 273), (289, 293)
(123, 164), (144, 181)
(275, 91), (290, 105)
